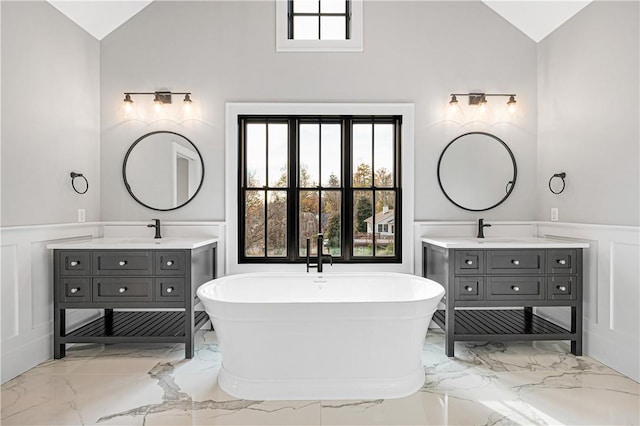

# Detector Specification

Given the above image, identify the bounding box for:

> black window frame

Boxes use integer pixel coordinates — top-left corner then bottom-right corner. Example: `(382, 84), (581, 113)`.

(238, 115), (402, 264)
(287, 0), (351, 41)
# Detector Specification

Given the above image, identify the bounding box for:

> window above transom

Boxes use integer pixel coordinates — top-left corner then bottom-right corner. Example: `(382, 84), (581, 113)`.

(276, 0), (363, 52)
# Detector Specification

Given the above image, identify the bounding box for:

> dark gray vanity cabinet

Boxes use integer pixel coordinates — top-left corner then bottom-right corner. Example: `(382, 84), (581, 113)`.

(423, 242), (583, 357)
(53, 243), (216, 359)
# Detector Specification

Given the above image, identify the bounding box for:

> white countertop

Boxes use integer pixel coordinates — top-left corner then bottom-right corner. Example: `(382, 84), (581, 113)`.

(422, 237), (589, 249)
(47, 237), (218, 250)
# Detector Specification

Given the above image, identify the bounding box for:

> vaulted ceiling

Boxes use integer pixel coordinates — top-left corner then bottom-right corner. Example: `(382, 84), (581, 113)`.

(47, 0), (592, 43)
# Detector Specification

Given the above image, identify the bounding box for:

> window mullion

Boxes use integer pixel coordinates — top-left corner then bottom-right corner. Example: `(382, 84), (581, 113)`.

(263, 122), (270, 258)
(289, 118), (299, 262)
(343, 117), (353, 262)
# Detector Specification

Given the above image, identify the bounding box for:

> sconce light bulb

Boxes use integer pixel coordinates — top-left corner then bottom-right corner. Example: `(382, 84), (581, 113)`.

(183, 94), (193, 113)
(507, 95), (517, 113)
(478, 95), (487, 112)
(448, 95), (458, 113)
(123, 94), (134, 113)
(153, 94), (163, 112)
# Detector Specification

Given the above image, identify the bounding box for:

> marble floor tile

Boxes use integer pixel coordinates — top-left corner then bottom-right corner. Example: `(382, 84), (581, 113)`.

(2, 329), (638, 426)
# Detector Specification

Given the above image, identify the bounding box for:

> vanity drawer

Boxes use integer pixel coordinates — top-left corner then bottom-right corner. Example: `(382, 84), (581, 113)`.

(547, 276), (577, 300)
(60, 278), (91, 302)
(547, 250), (577, 275)
(92, 278), (153, 302)
(59, 251), (91, 276)
(486, 250), (544, 274)
(487, 276), (545, 301)
(155, 278), (185, 302)
(454, 251), (484, 275)
(155, 252), (186, 275)
(454, 277), (484, 301)
(93, 251), (153, 275)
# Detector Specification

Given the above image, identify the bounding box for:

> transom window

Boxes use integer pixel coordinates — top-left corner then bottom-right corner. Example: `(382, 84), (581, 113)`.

(288, 0), (351, 40)
(239, 115), (401, 263)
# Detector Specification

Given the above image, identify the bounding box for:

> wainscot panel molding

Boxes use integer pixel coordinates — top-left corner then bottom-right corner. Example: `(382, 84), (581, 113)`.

(535, 222), (639, 382)
(414, 220), (640, 382)
(1, 223), (102, 383)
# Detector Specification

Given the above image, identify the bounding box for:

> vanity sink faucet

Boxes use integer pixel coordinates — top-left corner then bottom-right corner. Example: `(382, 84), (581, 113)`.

(477, 218), (491, 238)
(148, 219), (162, 239)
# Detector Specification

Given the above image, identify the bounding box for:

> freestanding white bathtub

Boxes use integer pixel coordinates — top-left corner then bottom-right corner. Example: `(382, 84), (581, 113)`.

(197, 272), (445, 400)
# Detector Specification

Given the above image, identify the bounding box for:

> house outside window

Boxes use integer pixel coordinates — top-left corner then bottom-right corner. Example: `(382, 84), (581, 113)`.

(238, 115), (401, 263)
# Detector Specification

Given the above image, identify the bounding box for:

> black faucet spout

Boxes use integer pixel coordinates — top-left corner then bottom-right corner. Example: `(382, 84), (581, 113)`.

(477, 218), (491, 238)
(147, 219), (162, 239)
(306, 234), (333, 273)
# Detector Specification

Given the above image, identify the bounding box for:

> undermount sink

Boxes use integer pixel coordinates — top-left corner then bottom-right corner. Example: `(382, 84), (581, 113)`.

(117, 238), (174, 244)
(474, 238), (520, 243)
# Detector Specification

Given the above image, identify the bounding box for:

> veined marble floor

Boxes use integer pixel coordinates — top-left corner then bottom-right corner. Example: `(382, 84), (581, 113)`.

(2, 329), (638, 425)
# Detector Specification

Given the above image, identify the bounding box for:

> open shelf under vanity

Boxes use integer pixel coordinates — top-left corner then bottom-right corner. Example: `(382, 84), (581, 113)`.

(432, 309), (575, 341)
(62, 311), (209, 343)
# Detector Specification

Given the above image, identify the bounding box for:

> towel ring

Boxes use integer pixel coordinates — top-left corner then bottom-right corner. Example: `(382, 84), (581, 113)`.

(70, 172), (89, 194)
(548, 172), (566, 194)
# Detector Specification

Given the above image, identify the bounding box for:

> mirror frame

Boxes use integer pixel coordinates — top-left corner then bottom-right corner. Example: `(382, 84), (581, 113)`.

(437, 131), (517, 212)
(122, 130), (205, 211)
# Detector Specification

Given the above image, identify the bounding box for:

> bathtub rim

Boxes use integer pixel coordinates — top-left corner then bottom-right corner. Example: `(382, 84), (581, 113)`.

(197, 271), (445, 305)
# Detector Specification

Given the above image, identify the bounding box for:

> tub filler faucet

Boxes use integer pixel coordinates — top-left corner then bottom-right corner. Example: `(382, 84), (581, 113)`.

(148, 219), (162, 239)
(306, 233), (333, 273)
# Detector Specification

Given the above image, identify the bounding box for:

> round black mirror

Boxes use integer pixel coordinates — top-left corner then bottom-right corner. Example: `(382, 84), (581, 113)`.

(123, 131), (204, 211)
(437, 132), (516, 212)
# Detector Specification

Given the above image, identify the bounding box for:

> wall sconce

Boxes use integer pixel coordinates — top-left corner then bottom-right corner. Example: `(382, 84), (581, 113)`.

(449, 92), (517, 112)
(123, 91), (193, 113)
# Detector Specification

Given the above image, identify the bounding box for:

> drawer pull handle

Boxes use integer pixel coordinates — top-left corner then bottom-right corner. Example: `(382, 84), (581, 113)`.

(166, 260), (174, 266)
(465, 260), (473, 265)
(70, 287), (80, 294)
(558, 286), (567, 292)
(464, 286), (474, 292)
(511, 285), (520, 292)
(70, 261), (80, 267)
(119, 261), (128, 266)
(118, 287), (127, 293)
(511, 260), (520, 266)
(166, 287), (174, 294)
(557, 259), (567, 265)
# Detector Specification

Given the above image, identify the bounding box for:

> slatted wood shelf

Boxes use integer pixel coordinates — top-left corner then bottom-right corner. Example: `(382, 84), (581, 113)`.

(433, 309), (575, 341)
(61, 311), (209, 344)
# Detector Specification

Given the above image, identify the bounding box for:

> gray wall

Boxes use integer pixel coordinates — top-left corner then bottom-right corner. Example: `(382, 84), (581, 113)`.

(100, 1), (538, 222)
(537, 1), (639, 226)
(1, 1), (101, 226)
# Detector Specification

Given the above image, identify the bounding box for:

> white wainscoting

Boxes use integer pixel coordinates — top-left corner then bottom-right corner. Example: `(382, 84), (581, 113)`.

(414, 221), (640, 382)
(535, 222), (639, 382)
(1, 223), (102, 383)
